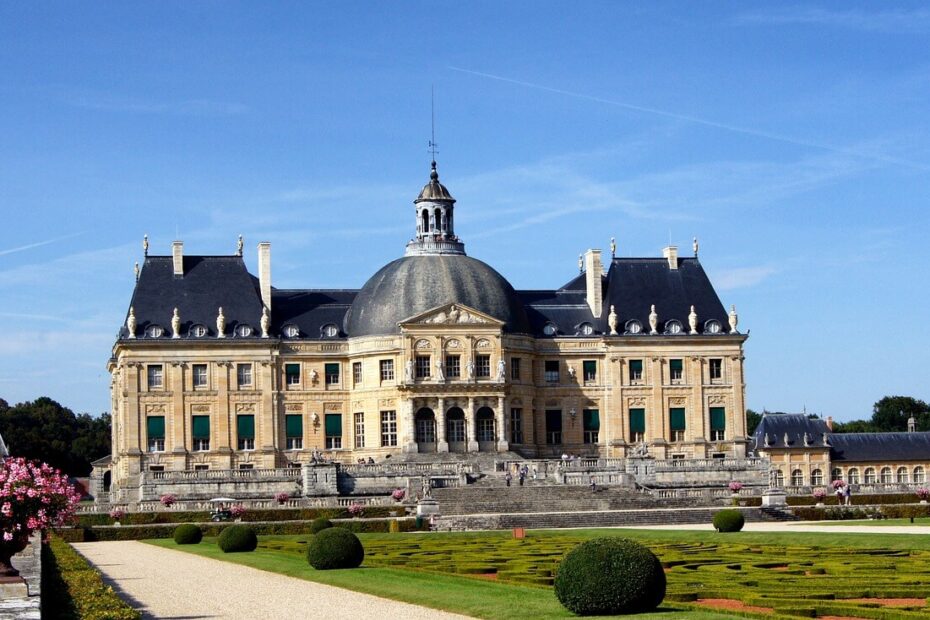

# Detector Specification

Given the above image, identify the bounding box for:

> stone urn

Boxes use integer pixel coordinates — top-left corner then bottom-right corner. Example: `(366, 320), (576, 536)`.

(0, 536), (29, 578)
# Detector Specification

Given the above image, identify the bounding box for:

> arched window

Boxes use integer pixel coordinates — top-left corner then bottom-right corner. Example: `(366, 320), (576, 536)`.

(848, 468), (860, 484)
(421, 209), (429, 234)
(914, 466), (926, 484)
(434, 208), (441, 233)
(880, 467), (892, 484)
(831, 468), (843, 482)
(791, 469), (804, 486)
(897, 467), (909, 483)
(864, 467), (876, 484)
(811, 469), (824, 486)
(774, 470), (785, 487)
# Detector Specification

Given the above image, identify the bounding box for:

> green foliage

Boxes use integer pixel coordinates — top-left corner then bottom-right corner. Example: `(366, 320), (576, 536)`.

(712, 509), (745, 532)
(217, 525), (258, 553)
(831, 395), (930, 433)
(553, 537), (665, 615)
(309, 517), (333, 534)
(76, 505), (396, 527)
(42, 535), (141, 620)
(173, 523), (202, 544)
(745, 408), (762, 434)
(306, 527), (365, 569)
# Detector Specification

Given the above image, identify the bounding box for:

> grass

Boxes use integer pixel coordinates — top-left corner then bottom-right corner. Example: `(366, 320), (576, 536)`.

(148, 528), (930, 619)
(809, 518), (930, 527)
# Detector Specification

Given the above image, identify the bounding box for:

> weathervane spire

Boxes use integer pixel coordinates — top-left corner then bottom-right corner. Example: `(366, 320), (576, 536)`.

(428, 86), (439, 165)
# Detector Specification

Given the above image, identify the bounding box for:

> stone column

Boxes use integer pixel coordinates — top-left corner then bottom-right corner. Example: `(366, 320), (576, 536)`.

(436, 397), (449, 453)
(403, 398), (418, 453)
(215, 362), (233, 468)
(259, 360), (276, 467)
(466, 397), (479, 452)
(496, 396), (509, 452)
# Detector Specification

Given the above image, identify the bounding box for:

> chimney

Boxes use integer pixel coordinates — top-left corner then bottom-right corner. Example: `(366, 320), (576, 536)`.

(172, 241), (184, 276)
(908, 416), (917, 433)
(584, 249), (603, 318)
(258, 242), (272, 311)
(825, 416), (833, 431)
(663, 245), (678, 270)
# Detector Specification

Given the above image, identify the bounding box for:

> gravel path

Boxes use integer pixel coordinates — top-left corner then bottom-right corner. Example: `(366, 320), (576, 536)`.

(73, 541), (470, 620)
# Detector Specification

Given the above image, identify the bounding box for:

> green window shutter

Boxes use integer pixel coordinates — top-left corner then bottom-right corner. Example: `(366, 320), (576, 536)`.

(545, 410), (562, 432)
(325, 414), (342, 437)
(583, 360), (596, 375)
(147, 416), (165, 439)
(237, 415), (255, 439)
(669, 359), (683, 372)
(285, 363), (300, 377)
(710, 407), (726, 430)
(325, 363), (339, 376)
(582, 409), (600, 431)
(670, 408), (686, 431)
(629, 359), (643, 374)
(192, 415), (210, 439)
(629, 408), (646, 434)
(285, 414), (303, 438)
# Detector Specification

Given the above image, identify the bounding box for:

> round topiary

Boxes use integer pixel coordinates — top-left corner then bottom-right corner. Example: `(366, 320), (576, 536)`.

(554, 537), (666, 616)
(306, 527), (364, 570)
(217, 524), (258, 553)
(173, 523), (203, 545)
(713, 509), (745, 533)
(309, 517), (333, 534)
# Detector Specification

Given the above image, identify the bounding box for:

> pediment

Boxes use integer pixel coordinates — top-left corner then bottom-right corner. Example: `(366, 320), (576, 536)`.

(399, 303), (504, 328)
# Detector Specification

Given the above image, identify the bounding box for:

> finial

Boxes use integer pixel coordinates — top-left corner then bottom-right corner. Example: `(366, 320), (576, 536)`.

(134, 261), (140, 282)
(428, 85), (439, 171)
(126, 306), (136, 339)
(237, 235), (243, 256)
(610, 237), (616, 258)
(260, 306), (270, 338)
(430, 160), (438, 181)
(216, 307), (226, 338)
(171, 308), (181, 339)
(728, 304), (739, 334)
(143, 234), (149, 256)
(693, 236), (699, 257)
(607, 304), (618, 336)
(688, 305), (698, 334)
(648, 304), (658, 334)
(579, 254), (584, 273)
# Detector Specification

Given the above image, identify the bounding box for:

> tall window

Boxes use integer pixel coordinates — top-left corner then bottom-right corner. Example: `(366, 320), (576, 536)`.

(831, 468), (843, 482)
(146, 416), (165, 452)
(510, 357), (521, 380)
(915, 466), (926, 483)
(669, 407), (686, 442)
(379, 359), (394, 382)
(544, 361), (560, 383)
(811, 469), (824, 485)
(380, 410), (397, 447)
(285, 414), (303, 450)
(545, 409), (562, 445)
(325, 363), (340, 386)
(476, 355), (490, 378)
(415, 356), (431, 379)
(192, 364), (208, 388)
(709, 358), (723, 381)
(709, 407), (726, 442)
(147, 365), (163, 390)
(897, 467), (909, 483)
(582, 409), (600, 444)
(476, 408), (494, 442)
(285, 363), (300, 387)
(192, 415), (210, 451)
(669, 359), (683, 382)
(582, 360), (597, 383)
(864, 467), (876, 484)
(237, 363), (252, 388)
(510, 408), (523, 444)
(774, 469), (785, 487)
(445, 355), (460, 378)
(790, 469), (804, 486)
(237, 415), (255, 451)
(325, 414), (342, 449)
(848, 468), (860, 484)
(629, 408), (646, 443)
(354, 412), (365, 448)
(353, 362), (363, 385)
(880, 467), (892, 484)
(629, 359), (643, 382)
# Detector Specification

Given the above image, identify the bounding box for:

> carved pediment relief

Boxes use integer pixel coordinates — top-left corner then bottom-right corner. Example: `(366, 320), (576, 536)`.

(628, 397), (647, 407)
(235, 402), (256, 413)
(400, 303), (504, 328)
(284, 403), (303, 413)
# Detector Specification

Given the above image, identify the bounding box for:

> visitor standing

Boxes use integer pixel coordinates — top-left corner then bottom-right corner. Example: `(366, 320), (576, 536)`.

(505, 471), (512, 487)
(835, 485), (843, 503)
(519, 469), (525, 486)
(590, 474), (597, 492)
(844, 484), (852, 506)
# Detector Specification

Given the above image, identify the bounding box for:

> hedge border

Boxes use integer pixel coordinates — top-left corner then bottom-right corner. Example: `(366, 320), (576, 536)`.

(76, 506), (405, 527)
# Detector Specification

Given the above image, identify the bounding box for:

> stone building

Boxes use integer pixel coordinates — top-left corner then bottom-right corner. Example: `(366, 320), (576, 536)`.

(101, 162), (749, 501)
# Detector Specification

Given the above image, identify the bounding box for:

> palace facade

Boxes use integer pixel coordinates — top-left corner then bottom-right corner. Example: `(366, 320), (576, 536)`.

(103, 162), (749, 499)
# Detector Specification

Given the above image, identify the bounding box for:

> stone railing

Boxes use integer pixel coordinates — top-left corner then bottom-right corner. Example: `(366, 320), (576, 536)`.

(84, 494), (395, 514)
(149, 467), (302, 481)
(653, 487), (762, 500)
(496, 458), (626, 474)
(337, 462), (474, 476)
(653, 458), (769, 472)
(783, 482), (929, 496)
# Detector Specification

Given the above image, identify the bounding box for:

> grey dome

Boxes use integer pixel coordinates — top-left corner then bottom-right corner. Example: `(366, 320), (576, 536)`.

(344, 254), (531, 337)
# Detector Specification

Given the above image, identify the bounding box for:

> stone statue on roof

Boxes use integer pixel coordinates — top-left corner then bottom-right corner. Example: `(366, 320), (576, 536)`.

(126, 307), (136, 339)
(648, 305), (658, 335)
(260, 307), (270, 338)
(608, 305), (618, 335)
(688, 305), (698, 334)
(171, 308), (181, 339)
(216, 307), (226, 338)
(729, 304), (739, 334)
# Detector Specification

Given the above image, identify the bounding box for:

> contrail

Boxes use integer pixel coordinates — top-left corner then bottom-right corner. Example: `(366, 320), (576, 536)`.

(449, 66), (930, 171)
(0, 232), (87, 257)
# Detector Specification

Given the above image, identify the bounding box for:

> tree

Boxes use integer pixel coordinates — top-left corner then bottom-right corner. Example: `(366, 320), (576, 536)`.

(870, 396), (930, 432)
(745, 409), (762, 434)
(831, 419), (876, 433)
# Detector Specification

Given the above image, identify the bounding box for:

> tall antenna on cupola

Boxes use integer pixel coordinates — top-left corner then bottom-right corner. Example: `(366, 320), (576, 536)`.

(428, 85), (439, 165)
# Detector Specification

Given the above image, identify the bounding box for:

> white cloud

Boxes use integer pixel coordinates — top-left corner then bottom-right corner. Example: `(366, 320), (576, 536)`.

(713, 266), (778, 291)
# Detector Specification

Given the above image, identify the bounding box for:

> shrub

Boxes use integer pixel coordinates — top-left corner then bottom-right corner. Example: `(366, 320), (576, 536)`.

(728, 481), (743, 493)
(310, 517), (333, 534)
(230, 504), (247, 518)
(274, 492), (290, 504)
(307, 527), (365, 570)
(553, 537), (665, 616)
(160, 494), (177, 507)
(713, 509), (745, 532)
(109, 508), (125, 522)
(391, 488), (406, 501)
(917, 487), (930, 501)
(812, 488), (827, 501)
(173, 523), (203, 545)
(217, 525), (258, 553)
(348, 502), (364, 517)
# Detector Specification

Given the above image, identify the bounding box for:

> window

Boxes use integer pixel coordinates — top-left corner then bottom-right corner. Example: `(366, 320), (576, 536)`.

(629, 359), (643, 382)
(625, 319), (642, 334)
(192, 415), (210, 451)
(578, 322), (594, 336)
(811, 469), (824, 485)
(193, 464), (209, 471)
(149, 465), (165, 472)
(325, 414), (342, 449)
(284, 363), (300, 387)
(669, 407), (686, 442)
(379, 359), (394, 382)
(476, 355), (490, 378)
(476, 408), (495, 442)
(864, 467), (876, 484)
(146, 416), (165, 452)
(774, 470), (785, 487)
(415, 356), (431, 379)
(582, 360), (597, 382)
(671, 454), (685, 460)
(709, 359), (722, 381)
(544, 361), (560, 383)
(583, 409), (600, 444)
(235, 324), (253, 337)
(447, 410), (466, 442)
(880, 467), (892, 484)
(325, 363), (340, 386)
(445, 355), (460, 378)
(709, 407), (726, 442)
(543, 322), (557, 336)
(897, 467), (909, 483)
(914, 466), (926, 484)
(191, 324), (208, 338)
(669, 359), (683, 382)
(665, 320), (683, 334)
(145, 325), (164, 338)
(237, 363), (252, 388)
(704, 319), (723, 334)
(321, 323), (339, 338)
(380, 411), (397, 447)
(237, 415), (255, 451)
(791, 469), (804, 486)
(831, 468), (843, 482)
(147, 365), (163, 390)
(353, 362), (363, 385)
(848, 468), (860, 484)
(192, 364), (208, 388)
(285, 414), (303, 450)
(545, 410), (562, 445)
(510, 357), (521, 381)
(354, 412), (365, 449)
(239, 463), (254, 471)
(282, 324), (299, 338)
(629, 408), (646, 443)
(510, 408), (523, 444)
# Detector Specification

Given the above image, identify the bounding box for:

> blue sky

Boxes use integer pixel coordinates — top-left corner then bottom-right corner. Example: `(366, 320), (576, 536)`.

(1, 2), (928, 420)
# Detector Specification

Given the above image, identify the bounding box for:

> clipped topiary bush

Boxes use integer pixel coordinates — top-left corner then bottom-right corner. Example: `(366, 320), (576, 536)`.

(554, 537), (665, 616)
(713, 509), (745, 532)
(173, 523), (203, 545)
(217, 524), (258, 553)
(306, 527), (364, 570)
(309, 517), (333, 534)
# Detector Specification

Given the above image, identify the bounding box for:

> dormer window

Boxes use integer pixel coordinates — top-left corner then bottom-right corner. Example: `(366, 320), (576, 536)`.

(704, 319), (722, 334)
(190, 324), (208, 338)
(624, 319), (643, 335)
(577, 322), (594, 336)
(282, 324), (300, 338)
(542, 323), (558, 336)
(664, 320), (683, 335)
(235, 324), (253, 338)
(145, 325), (164, 338)
(321, 323), (339, 338)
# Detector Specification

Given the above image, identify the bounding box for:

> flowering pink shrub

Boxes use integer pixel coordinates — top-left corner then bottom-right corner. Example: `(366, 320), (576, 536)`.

(109, 508), (125, 521)
(832, 480), (846, 490)
(274, 492), (290, 505)
(348, 502), (364, 517)
(812, 488), (827, 501)
(230, 504), (247, 518)
(916, 488), (930, 501)
(391, 488), (406, 501)
(0, 457), (81, 549)
(160, 493), (177, 507)
(728, 481), (743, 493)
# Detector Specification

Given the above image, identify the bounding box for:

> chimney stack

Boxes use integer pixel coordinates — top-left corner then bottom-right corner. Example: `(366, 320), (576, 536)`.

(172, 241), (184, 276)
(663, 245), (678, 270)
(258, 242), (272, 311)
(584, 249), (603, 318)
(908, 416), (917, 433)
(825, 416), (833, 431)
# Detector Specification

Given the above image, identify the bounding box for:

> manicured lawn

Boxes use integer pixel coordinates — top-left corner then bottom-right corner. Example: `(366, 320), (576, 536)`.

(149, 528), (930, 619)
(808, 518), (930, 527)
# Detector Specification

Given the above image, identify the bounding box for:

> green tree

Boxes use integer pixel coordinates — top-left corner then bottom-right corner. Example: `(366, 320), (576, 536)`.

(831, 419), (876, 433)
(870, 396), (930, 432)
(745, 408), (762, 434)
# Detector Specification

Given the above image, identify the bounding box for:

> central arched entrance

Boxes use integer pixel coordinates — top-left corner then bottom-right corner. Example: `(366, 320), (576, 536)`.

(415, 407), (437, 452)
(476, 406), (496, 451)
(446, 407), (466, 453)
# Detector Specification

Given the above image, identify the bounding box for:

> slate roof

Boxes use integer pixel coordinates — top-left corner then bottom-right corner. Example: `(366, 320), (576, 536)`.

(752, 413), (832, 449)
(829, 433), (930, 462)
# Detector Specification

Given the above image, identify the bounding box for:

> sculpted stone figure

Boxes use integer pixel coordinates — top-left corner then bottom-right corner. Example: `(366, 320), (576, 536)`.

(688, 305), (698, 334)
(260, 307), (270, 338)
(134, 261), (140, 282)
(608, 305), (618, 335)
(448, 305), (460, 323)
(435, 360), (445, 382)
(171, 308), (181, 339)
(466, 359), (475, 381)
(496, 358), (506, 382)
(237, 234), (244, 256)
(729, 304), (738, 334)
(610, 237), (616, 258)
(143, 234), (149, 256)
(568, 365), (576, 379)
(126, 306), (136, 338)
(405, 359), (414, 383)
(216, 307), (226, 338)
(648, 305), (658, 335)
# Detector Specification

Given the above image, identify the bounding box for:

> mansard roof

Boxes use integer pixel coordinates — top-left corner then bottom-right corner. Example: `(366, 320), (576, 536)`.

(829, 432), (930, 462)
(752, 413), (832, 449)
